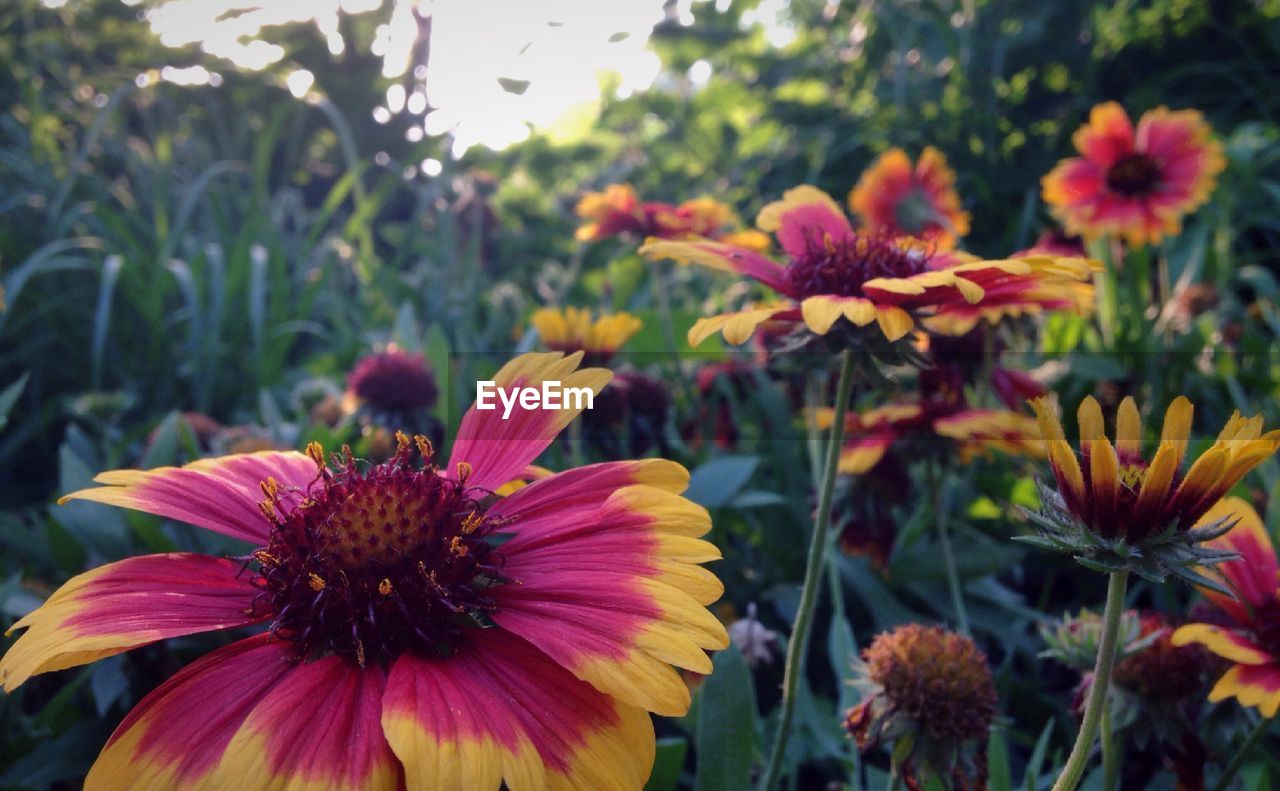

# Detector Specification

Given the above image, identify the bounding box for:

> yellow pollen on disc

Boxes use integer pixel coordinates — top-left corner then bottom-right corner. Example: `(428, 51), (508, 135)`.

(1119, 463), (1146, 490)
(308, 573), (326, 591)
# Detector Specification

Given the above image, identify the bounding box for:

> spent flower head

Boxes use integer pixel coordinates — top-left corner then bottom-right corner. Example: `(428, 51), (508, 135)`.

(845, 624), (996, 788)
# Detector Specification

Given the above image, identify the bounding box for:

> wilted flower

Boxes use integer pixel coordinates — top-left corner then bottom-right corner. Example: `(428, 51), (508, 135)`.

(1025, 396), (1279, 582)
(530, 306), (642, 365)
(727, 607), (780, 668)
(845, 624), (996, 788)
(1173, 497), (1280, 717)
(2, 353), (728, 789)
(346, 347), (439, 416)
(1042, 102), (1226, 247)
(849, 147), (971, 250)
(641, 186), (1095, 348)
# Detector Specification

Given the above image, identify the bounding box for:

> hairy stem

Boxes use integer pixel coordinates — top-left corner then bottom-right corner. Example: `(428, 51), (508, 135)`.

(759, 349), (857, 790)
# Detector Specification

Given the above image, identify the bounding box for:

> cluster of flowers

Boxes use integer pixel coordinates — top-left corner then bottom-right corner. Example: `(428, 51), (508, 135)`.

(0, 100), (1269, 791)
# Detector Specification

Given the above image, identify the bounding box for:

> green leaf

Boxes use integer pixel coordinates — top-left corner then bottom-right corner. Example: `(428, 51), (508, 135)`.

(695, 646), (757, 791)
(988, 728), (1013, 791)
(0, 371), (29, 433)
(828, 609), (860, 715)
(685, 456), (759, 509)
(645, 737), (688, 791)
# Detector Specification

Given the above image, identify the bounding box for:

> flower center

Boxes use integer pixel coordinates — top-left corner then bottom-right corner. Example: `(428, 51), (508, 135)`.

(1104, 153), (1161, 196)
(252, 436), (507, 667)
(891, 188), (941, 237)
(784, 231), (930, 299)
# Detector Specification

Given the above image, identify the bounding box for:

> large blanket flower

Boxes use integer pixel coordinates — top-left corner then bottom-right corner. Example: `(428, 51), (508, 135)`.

(1172, 497), (1280, 717)
(640, 185), (1095, 347)
(1042, 102), (1225, 247)
(848, 146), (971, 251)
(1, 352), (728, 790)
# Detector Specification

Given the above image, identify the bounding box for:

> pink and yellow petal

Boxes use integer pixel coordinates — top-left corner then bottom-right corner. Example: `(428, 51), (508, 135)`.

(1073, 102), (1136, 168)
(86, 635), (295, 789)
(209, 653), (400, 790)
(492, 485), (728, 715)
(638, 238), (791, 294)
(383, 629), (654, 791)
(755, 185), (853, 258)
(61, 451), (319, 544)
(1171, 623), (1274, 666)
(838, 435), (894, 475)
(1194, 497), (1280, 616)
(1207, 663), (1280, 718)
(448, 352), (611, 492)
(689, 305), (793, 347)
(2, 553), (262, 692)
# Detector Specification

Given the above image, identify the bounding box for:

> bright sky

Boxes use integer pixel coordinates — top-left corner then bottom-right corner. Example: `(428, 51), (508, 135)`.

(60, 0), (794, 155)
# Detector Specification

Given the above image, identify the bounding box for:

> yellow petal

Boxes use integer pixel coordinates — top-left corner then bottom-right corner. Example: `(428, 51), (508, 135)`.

(875, 306), (914, 341)
(1077, 396), (1105, 444)
(801, 296), (845, 335)
(1134, 444), (1177, 515)
(1115, 397), (1142, 458)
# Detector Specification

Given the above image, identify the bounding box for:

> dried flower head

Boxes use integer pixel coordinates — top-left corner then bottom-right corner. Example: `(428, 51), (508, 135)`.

(845, 624), (996, 787)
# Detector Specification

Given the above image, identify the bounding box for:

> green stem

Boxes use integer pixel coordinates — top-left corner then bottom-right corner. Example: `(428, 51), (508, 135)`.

(1101, 700), (1119, 791)
(1051, 569), (1130, 791)
(929, 460), (969, 636)
(1088, 237), (1118, 349)
(1211, 716), (1271, 791)
(759, 349), (858, 791)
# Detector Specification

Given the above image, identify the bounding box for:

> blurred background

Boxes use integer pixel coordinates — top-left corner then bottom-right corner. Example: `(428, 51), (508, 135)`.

(3, 0), (1280, 787)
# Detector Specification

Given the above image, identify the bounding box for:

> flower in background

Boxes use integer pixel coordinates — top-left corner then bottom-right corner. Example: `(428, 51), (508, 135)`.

(1026, 396), (1279, 581)
(1012, 228), (1087, 259)
(1114, 613), (1213, 704)
(641, 186), (1095, 348)
(1044, 609), (1216, 790)
(849, 147), (971, 250)
(530, 306), (642, 365)
(2, 353), (728, 789)
(818, 400), (1044, 475)
(1042, 102), (1226, 247)
(1173, 497), (1280, 717)
(574, 184), (766, 249)
(845, 624), (996, 788)
(346, 347), (439, 416)
(583, 370), (672, 458)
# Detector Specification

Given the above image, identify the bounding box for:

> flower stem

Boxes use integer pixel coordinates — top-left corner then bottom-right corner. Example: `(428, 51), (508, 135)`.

(759, 349), (858, 790)
(929, 459), (969, 636)
(1101, 700), (1119, 791)
(1211, 716), (1271, 791)
(1051, 569), (1129, 791)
